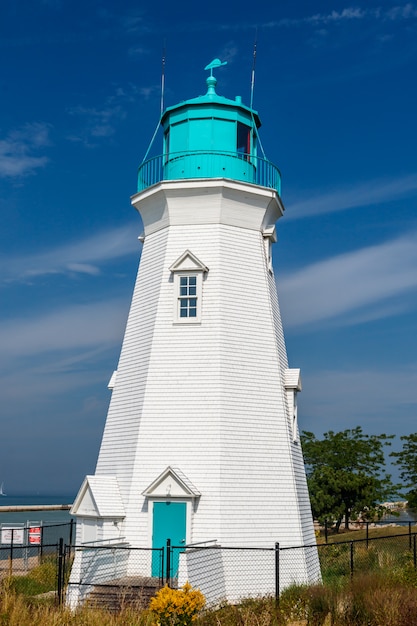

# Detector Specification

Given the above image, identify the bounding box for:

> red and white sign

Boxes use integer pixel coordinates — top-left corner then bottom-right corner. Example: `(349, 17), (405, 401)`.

(28, 526), (42, 545)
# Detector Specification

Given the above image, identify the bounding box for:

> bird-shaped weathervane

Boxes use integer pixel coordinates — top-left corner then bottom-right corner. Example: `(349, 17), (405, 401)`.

(204, 58), (227, 77)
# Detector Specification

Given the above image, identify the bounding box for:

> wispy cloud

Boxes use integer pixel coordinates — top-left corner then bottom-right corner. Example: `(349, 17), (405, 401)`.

(285, 173), (417, 220)
(128, 46), (150, 57)
(0, 298), (127, 359)
(0, 296), (129, 426)
(0, 225), (140, 283)
(66, 85), (140, 145)
(266, 4), (417, 29)
(279, 229), (417, 328)
(305, 7), (368, 25)
(67, 103), (126, 143)
(0, 122), (51, 178)
(386, 3), (417, 20)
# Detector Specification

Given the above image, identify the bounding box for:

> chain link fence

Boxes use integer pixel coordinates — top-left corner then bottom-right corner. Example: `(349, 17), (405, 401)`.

(66, 531), (417, 607)
(66, 543), (164, 609)
(173, 543), (279, 605)
(318, 531), (417, 583)
(2, 525), (416, 608)
(0, 520), (74, 577)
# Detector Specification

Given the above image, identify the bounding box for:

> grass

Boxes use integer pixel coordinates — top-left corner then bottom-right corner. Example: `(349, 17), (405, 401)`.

(1, 571), (417, 626)
(1, 578), (417, 626)
(6, 558), (57, 596)
(318, 533), (417, 586)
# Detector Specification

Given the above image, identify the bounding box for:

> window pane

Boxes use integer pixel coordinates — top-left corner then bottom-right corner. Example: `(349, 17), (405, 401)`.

(237, 122), (250, 158)
(179, 299), (187, 317)
(189, 276), (197, 286)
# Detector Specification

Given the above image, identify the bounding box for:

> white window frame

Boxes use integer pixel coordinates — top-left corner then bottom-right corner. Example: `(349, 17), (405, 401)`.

(263, 226), (277, 275)
(284, 368), (302, 444)
(292, 391), (298, 443)
(173, 271), (203, 324)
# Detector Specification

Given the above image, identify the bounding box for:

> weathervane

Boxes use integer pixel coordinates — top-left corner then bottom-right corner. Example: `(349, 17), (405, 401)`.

(204, 58), (227, 78)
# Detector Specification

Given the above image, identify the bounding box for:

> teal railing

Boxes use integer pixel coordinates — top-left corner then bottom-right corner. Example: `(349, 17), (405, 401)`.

(137, 151), (281, 195)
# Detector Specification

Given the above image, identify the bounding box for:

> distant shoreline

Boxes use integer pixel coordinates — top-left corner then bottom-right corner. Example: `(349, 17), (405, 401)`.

(0, 504), (72, 512)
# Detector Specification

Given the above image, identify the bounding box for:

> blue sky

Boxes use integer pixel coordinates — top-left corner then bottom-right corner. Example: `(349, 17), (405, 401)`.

(1, 0), (416, 496)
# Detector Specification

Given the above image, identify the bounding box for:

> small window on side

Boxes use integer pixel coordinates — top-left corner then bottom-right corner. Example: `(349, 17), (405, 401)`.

(237, 122), (251, 160)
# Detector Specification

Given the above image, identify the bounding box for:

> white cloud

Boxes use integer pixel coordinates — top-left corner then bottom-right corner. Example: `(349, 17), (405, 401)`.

(0, 298), (127, 360)
(0, 224), (140, 283)
(262, 4), (417, 30)
(279, 229), (417, 328)
(386, 3), (417, 20)
(66, 84), (140, 145)
(306, 7), (367, 24)
(0, 122), (51, 178)
(67, 103), (126, 143)
(285, 173), (417, 219)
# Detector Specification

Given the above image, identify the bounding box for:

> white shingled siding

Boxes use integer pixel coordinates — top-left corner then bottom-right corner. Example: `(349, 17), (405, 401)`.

(73, 179), (320, 595)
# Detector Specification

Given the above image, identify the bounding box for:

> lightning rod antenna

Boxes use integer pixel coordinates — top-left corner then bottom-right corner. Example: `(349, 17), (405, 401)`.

(250, 28), (258, 110)
(141, 43), (166, 164)
(160, 40), (166, 117)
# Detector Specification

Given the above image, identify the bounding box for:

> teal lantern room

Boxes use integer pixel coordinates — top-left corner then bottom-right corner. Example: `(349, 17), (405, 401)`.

(137, 60), (281, 194)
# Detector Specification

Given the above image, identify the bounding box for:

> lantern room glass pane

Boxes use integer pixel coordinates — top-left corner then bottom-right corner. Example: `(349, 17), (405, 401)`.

(237, 122), (250, 159)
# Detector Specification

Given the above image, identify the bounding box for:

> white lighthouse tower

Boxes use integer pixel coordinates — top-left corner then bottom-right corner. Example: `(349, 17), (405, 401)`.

(69, 61), (320, 605)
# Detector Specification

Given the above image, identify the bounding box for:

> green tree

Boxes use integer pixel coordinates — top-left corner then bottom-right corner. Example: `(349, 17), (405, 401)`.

(391, 433), (417, 510)
(301, 427), (395, 531)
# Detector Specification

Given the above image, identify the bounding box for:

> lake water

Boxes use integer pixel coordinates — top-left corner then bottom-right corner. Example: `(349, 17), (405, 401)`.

(384, 508), (417, 523)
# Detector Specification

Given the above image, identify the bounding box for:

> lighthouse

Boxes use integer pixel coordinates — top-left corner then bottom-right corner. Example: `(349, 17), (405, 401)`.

(69, 61), (320, 605)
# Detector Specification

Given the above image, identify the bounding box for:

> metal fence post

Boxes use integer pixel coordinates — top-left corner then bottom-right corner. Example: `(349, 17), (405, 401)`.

(366, 522), (369, 548)
(409, 522), (412, 551)
(9, 529), (14, 577)
(161, 546), (165, 585)
(275, 542), (280, 604)
(324, 520), (328, 544)
(414, 534), (416, 570)
(57, 538), (65, 606)
(40, 525), (44, 560)
(166, 538), (171, 588)
(69, 518), (74, 551)
(350, 541), (354, 579)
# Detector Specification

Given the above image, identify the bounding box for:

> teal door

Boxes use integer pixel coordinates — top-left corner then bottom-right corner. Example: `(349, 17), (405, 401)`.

(152, 501), (187, 578)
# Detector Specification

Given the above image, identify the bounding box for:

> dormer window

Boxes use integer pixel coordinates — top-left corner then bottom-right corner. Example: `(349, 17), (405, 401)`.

(170, 250), (209, 324)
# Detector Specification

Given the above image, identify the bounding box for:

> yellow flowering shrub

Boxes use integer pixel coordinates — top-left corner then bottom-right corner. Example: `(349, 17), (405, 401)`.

(149, 582), (205, 626)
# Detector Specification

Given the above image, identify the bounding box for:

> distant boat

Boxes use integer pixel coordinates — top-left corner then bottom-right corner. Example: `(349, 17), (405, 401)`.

(0, 482), (6, 496)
